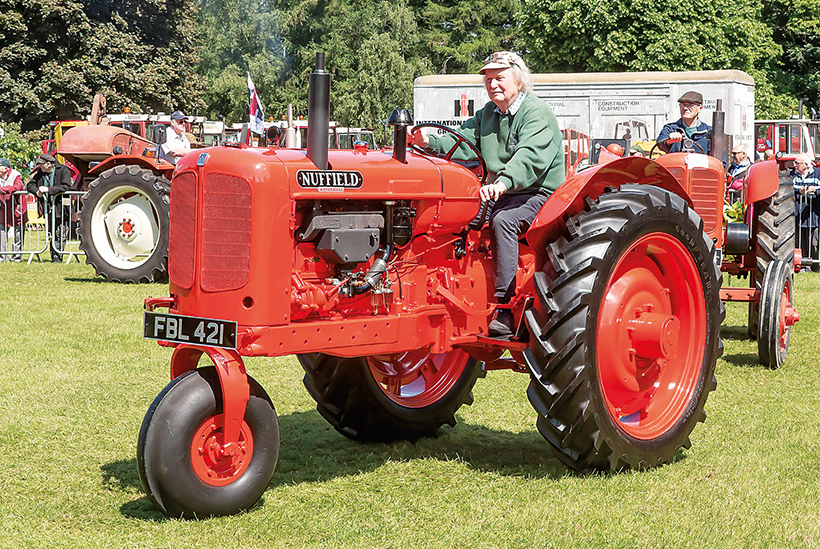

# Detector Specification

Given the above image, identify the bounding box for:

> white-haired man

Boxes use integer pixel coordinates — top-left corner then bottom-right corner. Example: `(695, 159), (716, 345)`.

(727, 144), (751, 190)
(792, 154), (820, 266)
(408, 51), (564, 336)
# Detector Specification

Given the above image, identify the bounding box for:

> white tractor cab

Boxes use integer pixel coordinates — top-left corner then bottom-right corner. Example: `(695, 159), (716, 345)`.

(228, 120), (378, 149)
(274, 120), (377, 149)
(755, 119), (816, 163)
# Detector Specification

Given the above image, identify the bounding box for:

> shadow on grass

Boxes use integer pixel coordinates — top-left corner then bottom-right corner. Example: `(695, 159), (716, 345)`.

(63, 276), (111, 284)
(720, 325), (753, 341)
(102, 408), (575, 520)
(722, 352), (763, 367)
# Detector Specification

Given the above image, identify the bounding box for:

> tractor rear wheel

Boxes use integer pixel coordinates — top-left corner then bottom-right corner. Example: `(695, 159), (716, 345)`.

(79, 164), (170, 283)
(748, 174), (795, 338)
(137, 368), (279, 518)
(758, 259), (795, 369)
(298, 349), (484, 442)
(524, 185), (723, 471)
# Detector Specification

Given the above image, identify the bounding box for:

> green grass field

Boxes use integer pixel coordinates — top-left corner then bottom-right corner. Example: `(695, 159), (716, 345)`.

(0, 262), (818, 548)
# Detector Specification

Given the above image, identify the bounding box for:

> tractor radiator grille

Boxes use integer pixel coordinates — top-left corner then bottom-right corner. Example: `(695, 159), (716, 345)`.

(201, 174), (251, 291)
(169, 172), (197, 289)
(690, 168), (721, 235)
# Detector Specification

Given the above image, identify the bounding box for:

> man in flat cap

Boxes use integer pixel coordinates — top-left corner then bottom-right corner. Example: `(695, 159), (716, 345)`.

(26, 153), (73, 262)
(656, 91), (712, 154)
(408, 51), (564, 337)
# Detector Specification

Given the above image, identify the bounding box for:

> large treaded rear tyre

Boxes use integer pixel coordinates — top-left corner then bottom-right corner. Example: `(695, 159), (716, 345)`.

(137, 368), (279, 518)
(79, 164), (170, 283)
(748, 174), (795, 338)
(524, 185), (724, 472)
(298, 349), (484, 442)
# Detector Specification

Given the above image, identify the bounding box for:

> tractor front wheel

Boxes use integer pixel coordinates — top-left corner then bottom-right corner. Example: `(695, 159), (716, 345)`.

(79, 165), (170, 283)
(137, 368), (279, 518)
(758, 259), (796, 369)
(525, 185), (723, 471)
(298, 348), (484, 441)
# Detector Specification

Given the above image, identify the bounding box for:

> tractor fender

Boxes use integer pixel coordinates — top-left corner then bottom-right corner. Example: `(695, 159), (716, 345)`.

(744, 159), (779, 205)
(88, 155), (175, 179)
(526, 156), (691, 256)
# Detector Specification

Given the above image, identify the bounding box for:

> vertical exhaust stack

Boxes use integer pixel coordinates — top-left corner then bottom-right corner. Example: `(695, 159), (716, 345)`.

(711, 98), (728, 165)
(388, 109), (413, 163)
(307, 52), (330, 170)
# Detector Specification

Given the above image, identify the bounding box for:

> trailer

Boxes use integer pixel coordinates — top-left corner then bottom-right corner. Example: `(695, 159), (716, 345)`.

(414, 69), (756, 151)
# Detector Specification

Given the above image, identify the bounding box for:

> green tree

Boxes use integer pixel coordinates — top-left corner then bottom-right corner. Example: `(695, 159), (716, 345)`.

(0, 122), (41, 176)
(763, 0), (820, 116)
(314, 0), (429, 138)
(0, 0), (206, 131)
(415, 0), (520, 74)
(518, 0), (792, 117)
(198, 0), (293, 123)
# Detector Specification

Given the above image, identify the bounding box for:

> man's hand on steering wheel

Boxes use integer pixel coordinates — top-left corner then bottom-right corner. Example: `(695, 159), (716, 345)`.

(407, 127), (429, 148)
(407, 123), (488, 186)
(480, 181), (507, 202)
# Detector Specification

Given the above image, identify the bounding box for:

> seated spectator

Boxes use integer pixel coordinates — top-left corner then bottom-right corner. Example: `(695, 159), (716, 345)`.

(0, 158), (22, 262)
(727, 144), (751, 190)
(158, 111), (192, 165)
(792, 154), (820, 268)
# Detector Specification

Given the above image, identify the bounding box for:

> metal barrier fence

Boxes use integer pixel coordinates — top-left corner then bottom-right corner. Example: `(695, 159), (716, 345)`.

(0, 191), (85, 263)
(796, 191), (819, 271)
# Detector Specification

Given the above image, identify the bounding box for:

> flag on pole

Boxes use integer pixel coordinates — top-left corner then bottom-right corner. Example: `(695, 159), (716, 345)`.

(248, 73), (265, 135)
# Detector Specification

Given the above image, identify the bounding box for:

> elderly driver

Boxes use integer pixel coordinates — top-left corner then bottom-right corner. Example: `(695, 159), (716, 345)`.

(408, 51), (564, 337)
(656, 91), (712, 155)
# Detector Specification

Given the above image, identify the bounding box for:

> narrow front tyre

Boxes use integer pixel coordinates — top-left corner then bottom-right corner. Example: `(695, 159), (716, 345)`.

(137, 368), (279, 518)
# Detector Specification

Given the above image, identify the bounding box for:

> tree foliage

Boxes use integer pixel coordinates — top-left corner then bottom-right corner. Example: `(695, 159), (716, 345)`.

(0, 0), (206, 131)
(518, 0), (795, 118)
(414, 0), (520, 74)
(763, 0), (820, 116)
(0, 122), (40, 175)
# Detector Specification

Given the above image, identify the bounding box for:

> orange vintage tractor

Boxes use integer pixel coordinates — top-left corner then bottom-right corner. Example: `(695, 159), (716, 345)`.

(54, 94), (202, 282)
(136, 54), (795, 518)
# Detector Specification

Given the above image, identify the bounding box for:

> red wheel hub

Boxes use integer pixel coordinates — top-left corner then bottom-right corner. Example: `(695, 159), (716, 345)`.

(597, 233), (706, 440)
(367, 349), (469, 408)
(779, 281), (798, 353)
(191, 415), (254, 486)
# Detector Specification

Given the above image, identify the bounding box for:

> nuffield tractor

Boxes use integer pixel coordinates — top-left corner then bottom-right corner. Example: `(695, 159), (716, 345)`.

(139, 54), (797, 518)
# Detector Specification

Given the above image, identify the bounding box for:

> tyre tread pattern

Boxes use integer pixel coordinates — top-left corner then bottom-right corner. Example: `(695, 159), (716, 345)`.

(524, 185), (724, 472)
(78, 164), (170, 283)
(749, 174), (796, 337)
(298, 353), (484, 442)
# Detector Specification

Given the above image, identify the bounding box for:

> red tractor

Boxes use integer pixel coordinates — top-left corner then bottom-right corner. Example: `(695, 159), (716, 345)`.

(53, 95), (203, 283)
(137, 55), (795, 518)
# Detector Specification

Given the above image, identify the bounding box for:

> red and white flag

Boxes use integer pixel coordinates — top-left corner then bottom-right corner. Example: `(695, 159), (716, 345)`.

(248, 73), (265, 135)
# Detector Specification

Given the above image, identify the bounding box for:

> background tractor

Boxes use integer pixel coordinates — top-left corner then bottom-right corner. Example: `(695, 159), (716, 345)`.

(136, 54), (795, 519)
(53, 95), (210, 282)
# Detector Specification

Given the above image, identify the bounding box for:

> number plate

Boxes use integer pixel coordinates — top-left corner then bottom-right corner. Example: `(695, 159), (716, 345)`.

(143, 311), (238, 350)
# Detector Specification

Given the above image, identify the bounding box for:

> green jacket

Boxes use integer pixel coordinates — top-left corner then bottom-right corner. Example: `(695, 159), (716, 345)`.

(427, 93), (564, 194)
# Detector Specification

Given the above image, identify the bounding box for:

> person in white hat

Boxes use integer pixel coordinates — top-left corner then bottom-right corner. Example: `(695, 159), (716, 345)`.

(408, 51), (564, 337)
(159, 110), (192, 165)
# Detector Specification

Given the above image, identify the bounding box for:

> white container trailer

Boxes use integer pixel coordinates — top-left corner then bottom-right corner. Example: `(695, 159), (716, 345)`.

(413, 70), (755, 150)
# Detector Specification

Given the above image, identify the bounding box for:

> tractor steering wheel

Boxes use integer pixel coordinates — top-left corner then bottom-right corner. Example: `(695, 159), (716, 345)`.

(409, 123), (488, 186)
(649, 135), (707, 158)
